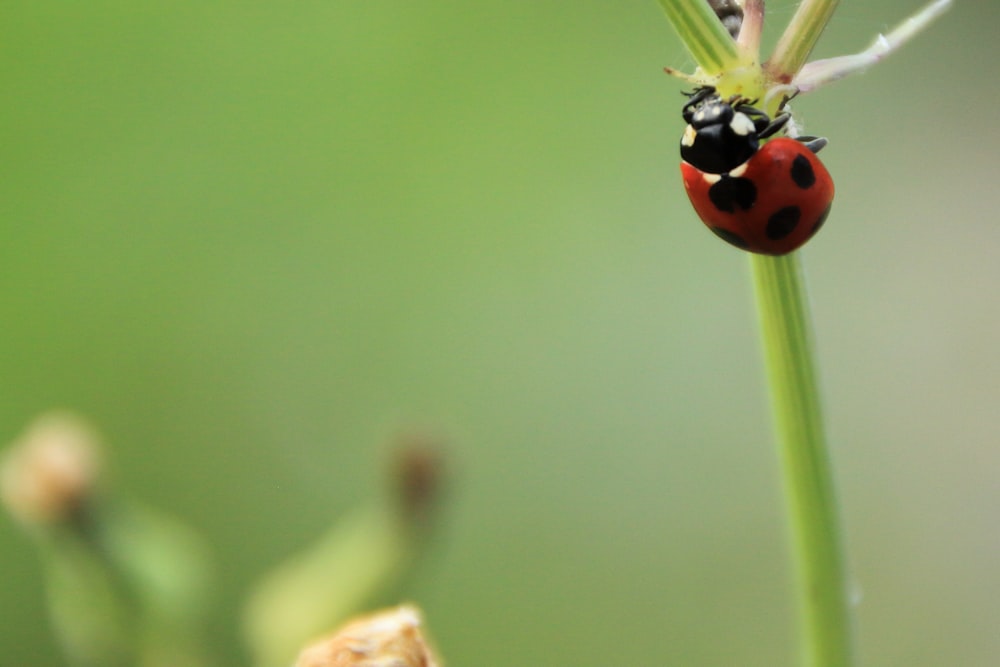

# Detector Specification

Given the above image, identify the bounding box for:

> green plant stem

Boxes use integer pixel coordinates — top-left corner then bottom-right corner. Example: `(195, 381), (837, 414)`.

(750, 252), (853, 667)
(768, 0), (840, 79)
(655, 0), (742, 75)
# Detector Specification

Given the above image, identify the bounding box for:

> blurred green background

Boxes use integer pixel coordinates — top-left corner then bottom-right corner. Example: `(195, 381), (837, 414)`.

(2, 1), (997, 665)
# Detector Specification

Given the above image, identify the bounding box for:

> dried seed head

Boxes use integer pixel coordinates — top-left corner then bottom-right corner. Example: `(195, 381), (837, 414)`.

(295, 605), (440, 667)
(707, 0), (745, 39)
(391, 432), (446, 526)
(0, 412), (102, 525)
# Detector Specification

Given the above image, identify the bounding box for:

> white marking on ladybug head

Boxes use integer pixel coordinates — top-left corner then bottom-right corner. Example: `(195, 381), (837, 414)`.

(730, 112), (755, 136)
(729, 162), (748, 178)
(681, 125), (697, 147)
(694, 104), (725, 124)
(702, 173), (722, 184)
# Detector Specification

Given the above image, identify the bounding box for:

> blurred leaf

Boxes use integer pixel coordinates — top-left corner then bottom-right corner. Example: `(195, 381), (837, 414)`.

(243, 505), (412, 667)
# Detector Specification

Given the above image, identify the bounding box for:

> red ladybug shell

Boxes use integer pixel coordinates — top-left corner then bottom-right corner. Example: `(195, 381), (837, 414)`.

(681, 137), (834, 255)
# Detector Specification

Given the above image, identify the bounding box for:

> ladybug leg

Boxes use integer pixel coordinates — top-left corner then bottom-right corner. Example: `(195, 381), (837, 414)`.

(683, 86), (716, 104)
(735, 100), (791, 140)
(796, 136), (829, 153)
(736, 102), (773, 132)
(766, 85), (800, 111)
(757, 112), (791, 139)
(680, 86), (717, 120)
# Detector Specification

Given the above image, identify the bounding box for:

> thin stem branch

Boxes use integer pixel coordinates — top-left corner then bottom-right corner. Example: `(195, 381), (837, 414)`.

(793, 0), (953, 92)
(767, 0), (840, 80)
(750, 252), (854, 667)
(736, 0), (765, 56)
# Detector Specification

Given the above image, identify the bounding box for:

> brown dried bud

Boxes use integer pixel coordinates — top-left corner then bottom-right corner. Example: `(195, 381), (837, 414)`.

(0, 412), (101, 525)
(295, 606), (441, 667)
(391, 433), (446, 526)
(707, 0), (744, 38)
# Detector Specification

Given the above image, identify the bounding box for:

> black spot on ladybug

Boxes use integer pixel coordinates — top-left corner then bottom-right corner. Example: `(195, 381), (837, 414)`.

(790, 154), (816, 189)
(766, 206), (801, 240)
(708, 177), (756, 213)
(709, 226), (749, 249)
(811, 202), (832, 234)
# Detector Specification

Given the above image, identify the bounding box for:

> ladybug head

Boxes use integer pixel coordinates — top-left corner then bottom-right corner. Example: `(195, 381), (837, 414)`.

(680, 87), (789, 175)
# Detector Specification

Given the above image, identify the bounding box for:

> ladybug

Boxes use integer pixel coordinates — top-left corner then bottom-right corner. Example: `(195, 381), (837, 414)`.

(679, 87), (834, 255)
(680, 86), (792, 175)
